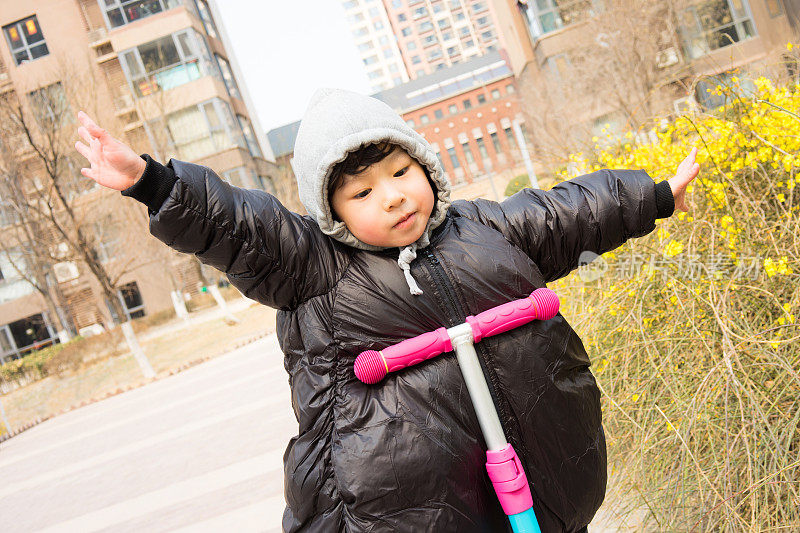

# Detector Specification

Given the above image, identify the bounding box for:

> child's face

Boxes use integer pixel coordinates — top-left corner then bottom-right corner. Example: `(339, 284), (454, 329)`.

(330, 147), (435, 248)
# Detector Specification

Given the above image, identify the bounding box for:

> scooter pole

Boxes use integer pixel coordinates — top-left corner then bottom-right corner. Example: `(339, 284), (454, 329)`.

(354, 288), (560, 533)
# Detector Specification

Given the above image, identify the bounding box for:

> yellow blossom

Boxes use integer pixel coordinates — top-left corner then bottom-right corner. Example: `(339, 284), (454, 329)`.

(664, 240), (684, 257)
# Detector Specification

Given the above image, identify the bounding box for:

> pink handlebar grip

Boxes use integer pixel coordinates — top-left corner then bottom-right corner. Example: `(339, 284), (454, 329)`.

(467, 288), (560, 343)
(486, 444), (533, 515)
(354, 327), (452, 384)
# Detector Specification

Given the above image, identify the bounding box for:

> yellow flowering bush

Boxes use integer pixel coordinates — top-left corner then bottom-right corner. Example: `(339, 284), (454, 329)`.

(549, 75), (800, 529)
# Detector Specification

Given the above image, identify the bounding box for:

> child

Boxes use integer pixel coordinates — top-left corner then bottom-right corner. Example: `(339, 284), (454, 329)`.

(75, 88), (698, 532)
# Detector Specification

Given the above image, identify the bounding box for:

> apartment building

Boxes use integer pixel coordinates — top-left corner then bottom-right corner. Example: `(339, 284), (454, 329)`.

(0, 0), (281, 363)
(342, 0), (506, 91)
(376, 51), (526, 189)
(491, 0), (800, 155)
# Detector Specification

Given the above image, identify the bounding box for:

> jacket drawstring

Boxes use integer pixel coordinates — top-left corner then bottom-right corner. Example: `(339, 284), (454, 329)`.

(398, 244), (423, 295)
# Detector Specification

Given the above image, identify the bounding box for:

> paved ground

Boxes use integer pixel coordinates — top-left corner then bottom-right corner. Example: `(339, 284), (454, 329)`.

(0, 334), (294, 533)
(0, 327), (627, 532)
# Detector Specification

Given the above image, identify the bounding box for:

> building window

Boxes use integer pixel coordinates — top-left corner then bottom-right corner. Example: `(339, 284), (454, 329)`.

(374, 21), (384, 30)
(402, 26), (413, 36)
(461, 142), (475, 164)
(0, 248), (35, 306)
(223, 166), (248, 187)
(194, 0), (219, 38)
(477, 93), (487, 104)
(679, 0), (756, 59)
(0, 313), (57, 363)
(407, 118), (416, 127)
(448, 103), (458, 114)
(348, 12), (365, 23)
(93, 215), (121, 263)
(344, 0), (359, 8)
(398, 13), (407, 21)
(379, 35), (389, 45)
(765, 0), (783, 16)
(215, 54), (241, 99)
(447, 146), (460, 168)
(438, 18), (451, 29)
(364, 55), (379, 65)
(491, 88), (501, 99)
(153, 99), (245, 161)
(504, 127), (517, 150)
(412, 55), (422, 64)
(118, 282), (145, 320)
(358, 41), (374, 51)
(434, 109), (444, 119)
(506, 84), (515, 94)
(420, 113), (430, 124)
(463, 98), (472, 109)
(237, 115), (262, 158)
(101, 0), (180, 29)
(3, 15), (49, 66)
(120, 30), (210, 97)
(694, 70), (757, 110)
(521, 0), (599, 36)
(367, 69), (383, 80)
(383, 48), (394, 58)
(476, 137), (489, 159)
(407, 41), (417, 50)
(28, 82), (69, 126)
(353, 26), (369, 37)
(490, 131), (501, 154)
(447, 46), (458, 56)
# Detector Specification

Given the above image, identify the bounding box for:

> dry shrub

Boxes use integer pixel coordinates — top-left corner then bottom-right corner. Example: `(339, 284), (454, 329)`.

(547, 73), (800, 529)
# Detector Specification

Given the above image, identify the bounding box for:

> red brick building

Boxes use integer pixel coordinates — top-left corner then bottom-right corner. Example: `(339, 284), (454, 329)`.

(375, 51), (529, 189)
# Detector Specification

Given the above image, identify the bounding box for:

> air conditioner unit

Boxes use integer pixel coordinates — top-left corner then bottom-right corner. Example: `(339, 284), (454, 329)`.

(53, 261), (79, 283)
(656, 47), (680, 68)
(114, 94), (134, 110)
(87, 28), (108, 45)
(78, 323), (104, 337)
(673, 96), (697, 115)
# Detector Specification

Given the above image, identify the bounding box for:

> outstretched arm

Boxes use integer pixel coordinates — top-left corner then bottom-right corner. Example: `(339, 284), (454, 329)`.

(455, 149), (700, 283)
(75, 111), (345, 310)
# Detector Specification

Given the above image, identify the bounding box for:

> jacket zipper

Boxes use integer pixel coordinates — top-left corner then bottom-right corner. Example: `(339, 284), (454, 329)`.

(419, 247), (517, 451)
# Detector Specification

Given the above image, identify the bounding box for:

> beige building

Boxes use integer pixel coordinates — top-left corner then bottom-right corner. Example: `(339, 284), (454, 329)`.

(0, 0), (283, 363)
(490, 0), (800, 158)
(342, 0), (507, 91)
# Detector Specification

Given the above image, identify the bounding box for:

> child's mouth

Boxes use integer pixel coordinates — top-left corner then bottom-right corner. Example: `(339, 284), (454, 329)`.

(394, 212), (416, 229)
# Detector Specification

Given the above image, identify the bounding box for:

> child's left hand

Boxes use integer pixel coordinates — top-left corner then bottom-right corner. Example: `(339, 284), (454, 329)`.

(669, 147), (701, 212)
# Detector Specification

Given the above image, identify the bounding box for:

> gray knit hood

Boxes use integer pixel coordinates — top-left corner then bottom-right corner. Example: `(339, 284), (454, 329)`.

(292, 88), (452, 294)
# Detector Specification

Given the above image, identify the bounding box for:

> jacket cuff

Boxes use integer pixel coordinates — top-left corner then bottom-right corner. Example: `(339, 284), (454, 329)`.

(654, 180), (675, 219)
(120, 154), (177, 214)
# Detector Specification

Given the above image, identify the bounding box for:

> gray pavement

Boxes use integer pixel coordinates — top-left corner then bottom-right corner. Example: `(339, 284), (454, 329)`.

(0, 334), (295, 533)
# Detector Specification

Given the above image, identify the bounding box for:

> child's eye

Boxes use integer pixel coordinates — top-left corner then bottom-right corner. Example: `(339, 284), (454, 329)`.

(354, 189), (371, 199)
(393, 166), (409, 177)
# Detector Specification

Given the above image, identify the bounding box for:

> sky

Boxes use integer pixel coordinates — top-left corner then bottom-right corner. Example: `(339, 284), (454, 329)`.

(214, 1), (373, 134)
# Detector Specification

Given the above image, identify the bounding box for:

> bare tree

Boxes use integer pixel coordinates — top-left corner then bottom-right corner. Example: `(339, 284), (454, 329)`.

(518, 0), (692, 166)
(0, 55), (155, 377)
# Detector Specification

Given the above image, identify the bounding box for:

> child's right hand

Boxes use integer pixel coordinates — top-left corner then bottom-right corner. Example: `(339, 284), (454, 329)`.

(74, 111), (146, 191)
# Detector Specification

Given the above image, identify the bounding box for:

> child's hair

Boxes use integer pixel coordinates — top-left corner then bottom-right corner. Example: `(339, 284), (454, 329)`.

(327, 141), (396, 202)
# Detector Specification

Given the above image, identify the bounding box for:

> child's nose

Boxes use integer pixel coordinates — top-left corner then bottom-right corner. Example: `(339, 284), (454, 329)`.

(382, 186), (405, 210)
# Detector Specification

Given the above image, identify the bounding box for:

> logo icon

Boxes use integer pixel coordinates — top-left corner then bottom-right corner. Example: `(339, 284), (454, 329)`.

(577, 251), (608, 282)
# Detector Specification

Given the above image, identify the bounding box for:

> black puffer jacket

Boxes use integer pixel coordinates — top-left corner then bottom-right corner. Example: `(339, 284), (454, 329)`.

(124, 156), (674, 532)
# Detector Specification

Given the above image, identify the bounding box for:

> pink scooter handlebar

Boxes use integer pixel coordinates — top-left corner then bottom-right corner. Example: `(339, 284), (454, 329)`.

(354, 288), (559, 384)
